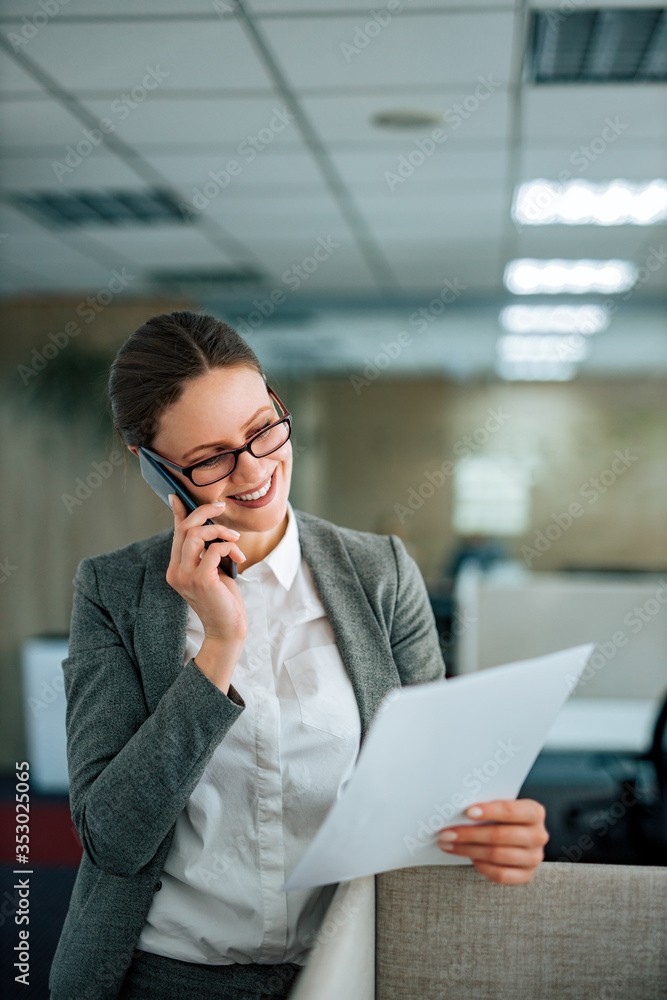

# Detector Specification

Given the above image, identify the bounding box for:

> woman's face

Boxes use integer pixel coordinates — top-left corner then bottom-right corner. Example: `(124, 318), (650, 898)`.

(148, 365), (292, 534)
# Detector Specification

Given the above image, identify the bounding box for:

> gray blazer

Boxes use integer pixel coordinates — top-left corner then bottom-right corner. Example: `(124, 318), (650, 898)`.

(48, 507), (445, 1000)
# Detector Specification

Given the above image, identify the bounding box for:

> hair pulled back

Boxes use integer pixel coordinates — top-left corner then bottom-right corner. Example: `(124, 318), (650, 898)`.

(108, 310), (265, 454)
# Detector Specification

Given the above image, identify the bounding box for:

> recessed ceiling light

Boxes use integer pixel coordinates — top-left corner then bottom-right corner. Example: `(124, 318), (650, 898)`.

(499, 304), (610, 335)
(513, 179), (667, 225)
(497, 334), (590, 364)
(371, 108), (444, 129)
(504, 259), (637, 294)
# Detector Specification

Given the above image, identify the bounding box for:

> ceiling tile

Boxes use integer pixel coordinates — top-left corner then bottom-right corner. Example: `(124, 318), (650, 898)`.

(512, 225), (666, 262)
(260, 12), (514, 89)
(63, 226), (236, 268)
(0, 151), (141, 190)
(0, 51), (44, 93)
(522, 85), (667, 142)
(140, 146), (322, 190)
(248, 0), (513, 11)
(302, 88), (509, 145)
(12, 20), (273, 92)
(201, 206), (352, 242)
(360, 191), (507, 238)
(518, 143), (667, 183)
(0, 0), (224, 12)
(0, 98), (96, 147)
(81, 95), (299, 149)
(1, 234), (122, 284)
(330, 144), (508, 189)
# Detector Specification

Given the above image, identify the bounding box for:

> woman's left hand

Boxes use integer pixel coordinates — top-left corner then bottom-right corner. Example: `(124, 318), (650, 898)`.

(437, 799), (549, 885)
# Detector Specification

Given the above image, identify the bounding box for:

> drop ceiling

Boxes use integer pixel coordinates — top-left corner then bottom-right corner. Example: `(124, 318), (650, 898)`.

(0, 0), (665, 377)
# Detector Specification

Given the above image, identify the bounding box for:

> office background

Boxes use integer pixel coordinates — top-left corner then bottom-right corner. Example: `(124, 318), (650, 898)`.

(0, 1), (666, 991)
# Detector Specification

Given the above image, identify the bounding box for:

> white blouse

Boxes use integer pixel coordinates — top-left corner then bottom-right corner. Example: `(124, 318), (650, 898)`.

(136, 500), (362, 965)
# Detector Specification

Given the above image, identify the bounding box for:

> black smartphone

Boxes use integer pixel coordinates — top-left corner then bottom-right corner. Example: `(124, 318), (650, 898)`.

(138, 448), (238, 579)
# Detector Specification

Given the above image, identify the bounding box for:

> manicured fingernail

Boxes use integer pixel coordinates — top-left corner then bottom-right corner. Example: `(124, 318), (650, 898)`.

(229, 529), (240, 537)
(168, 494), (175, 510)
(467, 806), (483, 818)
(439, 830), (457, 841)
(212, 501), (226, 507)
(441, 843), (454, 851)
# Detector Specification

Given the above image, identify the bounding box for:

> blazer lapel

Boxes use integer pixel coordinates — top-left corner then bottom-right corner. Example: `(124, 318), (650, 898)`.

(134, 530), (189, 715)
(294, 509), (400, 743)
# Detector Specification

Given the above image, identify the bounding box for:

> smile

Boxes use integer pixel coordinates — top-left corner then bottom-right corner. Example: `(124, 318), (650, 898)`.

(229, 473), (273, 502)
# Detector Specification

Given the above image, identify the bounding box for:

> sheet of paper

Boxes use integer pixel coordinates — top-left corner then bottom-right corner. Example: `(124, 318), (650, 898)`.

(282, 642), (596, 891)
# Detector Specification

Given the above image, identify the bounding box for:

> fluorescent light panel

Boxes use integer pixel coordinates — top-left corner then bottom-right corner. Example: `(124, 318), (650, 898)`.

(504, 259), (637, 294)
(513, 179), (667, 225)
(499, 304), (609, 335)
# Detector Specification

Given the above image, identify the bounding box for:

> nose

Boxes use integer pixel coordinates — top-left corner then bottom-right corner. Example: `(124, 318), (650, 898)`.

(227, 448), (272, 488)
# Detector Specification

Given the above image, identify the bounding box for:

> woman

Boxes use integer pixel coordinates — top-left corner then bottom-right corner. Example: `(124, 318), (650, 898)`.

(49, 311), (548, 1000)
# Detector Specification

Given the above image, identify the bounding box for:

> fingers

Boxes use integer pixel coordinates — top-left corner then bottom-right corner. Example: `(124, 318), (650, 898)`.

(458, 799), (547, 826)
(440, 842), (545, 868)
(195, 535), (244, 587)
(438, 822), (549, 849)
(180, 526), (244, 576)
(167, 498), (246, 585)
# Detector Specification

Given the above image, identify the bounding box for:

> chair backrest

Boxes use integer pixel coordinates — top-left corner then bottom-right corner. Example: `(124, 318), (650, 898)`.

(375, 862), (667, 1000)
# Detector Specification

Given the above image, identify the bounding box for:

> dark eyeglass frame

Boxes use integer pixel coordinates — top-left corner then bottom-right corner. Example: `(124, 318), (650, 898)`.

(140, 385), (292, 487)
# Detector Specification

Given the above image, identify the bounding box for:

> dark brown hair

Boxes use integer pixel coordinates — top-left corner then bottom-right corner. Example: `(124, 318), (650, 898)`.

(108, 310), (265, 471)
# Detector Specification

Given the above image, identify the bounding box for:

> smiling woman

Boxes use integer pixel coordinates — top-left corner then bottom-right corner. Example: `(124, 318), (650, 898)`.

(48, 310), (548, 1000)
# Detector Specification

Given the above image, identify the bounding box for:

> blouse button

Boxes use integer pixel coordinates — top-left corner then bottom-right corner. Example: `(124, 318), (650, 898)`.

(155, 880), (162, 891)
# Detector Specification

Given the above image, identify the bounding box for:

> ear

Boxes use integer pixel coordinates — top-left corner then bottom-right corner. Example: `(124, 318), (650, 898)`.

(127, 445), (139, 457)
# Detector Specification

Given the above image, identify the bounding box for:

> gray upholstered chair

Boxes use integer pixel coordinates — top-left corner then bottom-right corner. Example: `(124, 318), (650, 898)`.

(290, 862), (667, 1000)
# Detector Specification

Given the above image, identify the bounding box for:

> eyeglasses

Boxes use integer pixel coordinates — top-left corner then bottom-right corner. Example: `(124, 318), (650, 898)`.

(140, 385), (292, 487)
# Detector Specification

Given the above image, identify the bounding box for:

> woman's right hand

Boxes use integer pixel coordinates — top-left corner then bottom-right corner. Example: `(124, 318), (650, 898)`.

(165, 495), (248, 645)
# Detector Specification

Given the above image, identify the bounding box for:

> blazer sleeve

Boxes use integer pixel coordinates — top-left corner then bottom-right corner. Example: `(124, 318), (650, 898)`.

(388, 535), (446, 686)
(63, 556), (246, 878)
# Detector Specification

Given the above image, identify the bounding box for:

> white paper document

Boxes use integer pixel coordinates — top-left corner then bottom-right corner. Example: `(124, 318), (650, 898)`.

(282, 642), (596, 891)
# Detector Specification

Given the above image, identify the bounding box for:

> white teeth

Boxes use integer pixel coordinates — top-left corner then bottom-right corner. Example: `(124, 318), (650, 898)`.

(231, 473), (273, 502)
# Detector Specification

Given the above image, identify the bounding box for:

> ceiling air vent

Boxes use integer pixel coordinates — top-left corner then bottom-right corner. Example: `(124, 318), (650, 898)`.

(528, 7), (667, 83)
(10, 189), (187, 227)
(148, 267), (266, 292)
